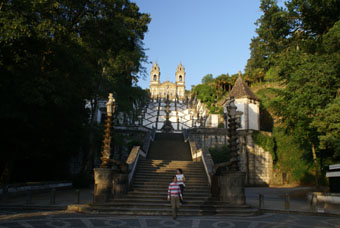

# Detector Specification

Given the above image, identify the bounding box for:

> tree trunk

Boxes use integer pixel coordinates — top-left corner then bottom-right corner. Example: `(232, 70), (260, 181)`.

(82, 98), (98, 174)
(312, 143), (319, 187)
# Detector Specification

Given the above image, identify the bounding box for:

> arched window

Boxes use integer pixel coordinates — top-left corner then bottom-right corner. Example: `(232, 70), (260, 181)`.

(153, 75), (157, 81)
(179, 75), (182, 81)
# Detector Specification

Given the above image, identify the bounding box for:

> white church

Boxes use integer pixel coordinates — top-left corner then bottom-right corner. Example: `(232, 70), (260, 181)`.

(91, 63), (260, 131)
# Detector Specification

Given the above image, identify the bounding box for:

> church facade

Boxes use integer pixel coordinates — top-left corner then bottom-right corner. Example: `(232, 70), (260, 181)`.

(149, 62), (186, 100)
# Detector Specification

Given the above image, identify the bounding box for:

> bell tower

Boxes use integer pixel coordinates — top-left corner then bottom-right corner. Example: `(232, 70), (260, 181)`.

(175, 63), (185, 85)
(175, 63), (185, 99)
(150, 61), (160, 84)
(150, 61), (160, 99)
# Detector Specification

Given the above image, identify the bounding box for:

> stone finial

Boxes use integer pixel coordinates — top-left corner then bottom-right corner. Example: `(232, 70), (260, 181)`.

(177, 62), (185, 72)
(152, 61), (160, 71)
(106, 93), (115, 117)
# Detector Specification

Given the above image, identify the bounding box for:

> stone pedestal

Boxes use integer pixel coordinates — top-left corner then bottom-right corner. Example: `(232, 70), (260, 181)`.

(218, 171), (246, 205)
(93, 168), (113, 203)
(112, 173), (128, 198)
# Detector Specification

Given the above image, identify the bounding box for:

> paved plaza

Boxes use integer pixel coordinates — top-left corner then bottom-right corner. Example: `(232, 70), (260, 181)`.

(1, 186), (340, 227)
(1, 212), (340, 228)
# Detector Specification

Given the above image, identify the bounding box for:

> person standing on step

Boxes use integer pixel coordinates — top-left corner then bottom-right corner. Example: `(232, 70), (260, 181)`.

(176, 168), (186, 205)
(167, 176), (183, 219)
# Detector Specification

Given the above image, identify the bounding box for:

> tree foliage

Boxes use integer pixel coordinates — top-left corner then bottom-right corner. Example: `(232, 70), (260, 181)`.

(192, 73), (239, 114)
(247, 0), (340, 184)
(0, 0), (151, 183)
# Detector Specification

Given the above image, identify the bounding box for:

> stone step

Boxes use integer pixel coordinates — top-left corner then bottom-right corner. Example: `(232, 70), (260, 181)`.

(128, 191), (209, 197)
(132, 180), (207, 185)
(133, 174), (206, 179)
(132, 180), (208, 186)
(138, 160), (203, 168)
(136, 165), (205, 170)
(135, 169), (205, 174)
(138, 160), (201, 165)
(122, 194), (209, 201)
(136, 166), (205, 170)
(70, 205), (259, 216)
(133, 173), (207, 179)
(134, 172), (206, 177)
(133, 178), (207, 184)
(92, 202), (253, 210)
(109, 198), (252, 207)
(137, 164), (202, 168)
(134, 170), (206, 174)
(132, 179), (208, 184)
(130, 187), (210, 194)
(109, 198), (211, 204)
(132, 184), (209, 189)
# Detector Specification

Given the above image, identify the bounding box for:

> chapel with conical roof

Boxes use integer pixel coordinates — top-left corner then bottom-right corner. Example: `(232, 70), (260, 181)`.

(226, 72), (260, 130)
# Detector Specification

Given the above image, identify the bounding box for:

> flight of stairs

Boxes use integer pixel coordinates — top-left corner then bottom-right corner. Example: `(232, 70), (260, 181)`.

(78, 133), (258, 216)
(147, 133), (192, 161)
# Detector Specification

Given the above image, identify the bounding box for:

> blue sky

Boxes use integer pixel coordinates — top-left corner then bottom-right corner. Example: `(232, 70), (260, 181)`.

(133, 0), (268, 90)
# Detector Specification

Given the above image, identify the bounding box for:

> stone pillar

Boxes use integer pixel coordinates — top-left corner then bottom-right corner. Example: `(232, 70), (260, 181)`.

(93, 168), (113, 203)
(218, 171), (246, 205)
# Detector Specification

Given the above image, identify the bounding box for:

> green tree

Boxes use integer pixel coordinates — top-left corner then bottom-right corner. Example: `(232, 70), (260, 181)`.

(312, 97), (340, 164)
(0, 0), (151, 183)
(246, 0), (340, 185)
(201, 74), (214, 84)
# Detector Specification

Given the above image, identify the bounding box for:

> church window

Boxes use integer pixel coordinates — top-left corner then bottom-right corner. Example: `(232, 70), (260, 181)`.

(153, 74), (157, 81)
(179, 75), (182, 81)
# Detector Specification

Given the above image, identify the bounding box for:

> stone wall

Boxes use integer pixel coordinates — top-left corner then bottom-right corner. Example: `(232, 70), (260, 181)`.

(186, 128), (273, 186)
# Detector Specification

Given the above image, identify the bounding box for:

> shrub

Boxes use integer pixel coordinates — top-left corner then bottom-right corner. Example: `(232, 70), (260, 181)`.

(209, 145), (230, 164)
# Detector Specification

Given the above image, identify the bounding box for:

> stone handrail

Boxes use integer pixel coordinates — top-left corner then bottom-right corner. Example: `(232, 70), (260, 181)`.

(185, 131), (214, 187)
(125, 128), (155, 186)
(201, 147), (214, 186)
(183, 129), (188, 141)
(126, 146), (146, 186)
(142, 128), (156, 157)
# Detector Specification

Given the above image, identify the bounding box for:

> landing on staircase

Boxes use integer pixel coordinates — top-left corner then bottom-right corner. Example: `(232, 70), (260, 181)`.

(147, 133), (192, 161)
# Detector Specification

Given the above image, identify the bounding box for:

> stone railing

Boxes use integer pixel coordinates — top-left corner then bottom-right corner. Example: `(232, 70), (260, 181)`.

(126, 146), (146, 186)
(183, 128), (188, 141)
(200, 147), (214, 186)
(125, 128), (155, 186)
(189, 141), (201, 162)
(184, 129), (214, 187)
(142, 127), (156, 157)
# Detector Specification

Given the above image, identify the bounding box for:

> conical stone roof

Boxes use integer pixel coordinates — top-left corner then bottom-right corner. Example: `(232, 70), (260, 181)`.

(229, 72), (259, 100)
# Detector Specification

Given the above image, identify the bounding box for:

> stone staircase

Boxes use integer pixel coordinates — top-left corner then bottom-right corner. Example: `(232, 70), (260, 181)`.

(76, 133), (258, 216)
(148, 133), (192, 161)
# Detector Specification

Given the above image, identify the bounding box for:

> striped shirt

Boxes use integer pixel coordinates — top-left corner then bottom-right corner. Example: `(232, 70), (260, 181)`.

(168, 182), (182, 199)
